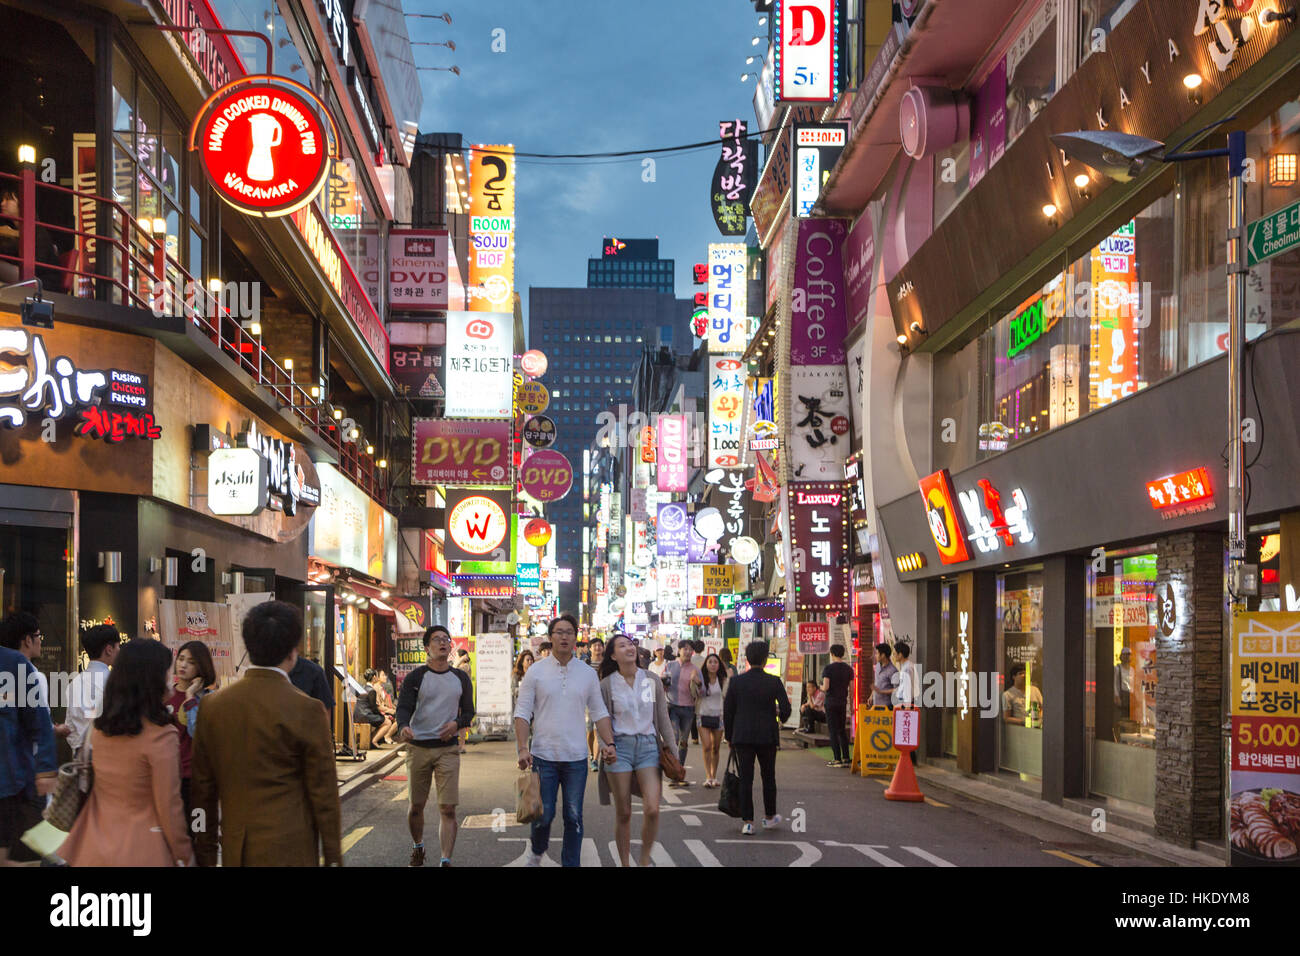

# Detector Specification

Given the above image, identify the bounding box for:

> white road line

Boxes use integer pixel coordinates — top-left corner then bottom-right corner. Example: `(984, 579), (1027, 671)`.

(661, 787), (683, 805)
(497, 837), (600, 867)
(715, 840), (822, 866)
(821, 840), (903, 866)
(901, 845), (956, 867)
(683, 839), (724, 867)
(606, 841), (676, 867)
(500, 838), (559, 867)
(582, 838), (600, 867)
(681, 814), (702, 827)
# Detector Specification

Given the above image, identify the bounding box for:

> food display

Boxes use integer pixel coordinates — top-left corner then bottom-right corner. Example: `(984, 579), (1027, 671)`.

(1229, 789), (1300, 861)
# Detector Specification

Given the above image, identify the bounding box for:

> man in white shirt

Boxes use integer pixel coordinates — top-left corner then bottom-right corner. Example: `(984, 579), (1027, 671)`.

(514, 614), (615, 867)
(58, 625), (121, 752)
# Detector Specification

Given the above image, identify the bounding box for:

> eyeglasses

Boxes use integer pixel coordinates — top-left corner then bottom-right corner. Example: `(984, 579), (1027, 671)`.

(429, 636), (452, 645)
(551, 628), (576, 636)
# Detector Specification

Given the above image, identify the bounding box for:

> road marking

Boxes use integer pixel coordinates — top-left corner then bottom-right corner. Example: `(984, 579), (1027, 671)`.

(500, 838), (559, 867)
(681, 814), (702, 827)
(391, 788), (409, 802)
(661, 787), (683, 805)
(923, 797), (949, 808)
(715, 839), (822, 866)
(606, 840), (676, 867)
(822, 840), (903, 866)
(1044, 849), (1099, 867)
(341, 826), (372, 855)
(683, 839), (724, 867)
(462, 812), (518, 829)
(900, 845), (956, 867)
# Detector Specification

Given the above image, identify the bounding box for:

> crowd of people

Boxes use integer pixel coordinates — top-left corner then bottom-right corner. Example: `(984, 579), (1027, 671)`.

(0, 605), (895, 868)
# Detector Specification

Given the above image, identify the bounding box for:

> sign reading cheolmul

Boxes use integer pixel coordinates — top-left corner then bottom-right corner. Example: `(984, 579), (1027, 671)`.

(190, 76), (335, 218)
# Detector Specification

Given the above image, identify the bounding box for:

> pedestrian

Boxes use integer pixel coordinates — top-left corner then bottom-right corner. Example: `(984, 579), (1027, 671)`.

(690, 640), (706, 744)
(165, 640), (216, 832)
(537, 642), (552, 660)
(696, 653), (728, 788)
(799, 680), (826, 733)
(511, 649), (534, 712)
(662, 640), (700, 787)
(647, 645), (667, 678)
(718, 646), (738, 679)
(0, 636), (56, 865)
(395, 625), (475, 868)
(454, 648), (473, 753)
(192, 601), (341, 867)
(587, 637), (606, 768)
(0, 612), (49, 715)
(723, 641), (791, 836)
(60, 624), (121, 753)
(58, 639), (193, 867)
(871, 643), (897, 707)
(289, 652), (336, 720)
(821, 644), (855, 768)
(597, 634), (674, 867)
(891, 642), (918, 708)
(356, 668), (397, 748)
(636, 646), (652, 670)
(513, 614), (615, 867)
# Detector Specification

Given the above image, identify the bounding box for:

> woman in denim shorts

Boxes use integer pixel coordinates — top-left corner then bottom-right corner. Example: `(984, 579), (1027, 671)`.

(597, 634), (674, 867)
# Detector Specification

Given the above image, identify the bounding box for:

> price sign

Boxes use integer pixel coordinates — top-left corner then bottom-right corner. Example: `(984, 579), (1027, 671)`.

(893, 707), (920, 751)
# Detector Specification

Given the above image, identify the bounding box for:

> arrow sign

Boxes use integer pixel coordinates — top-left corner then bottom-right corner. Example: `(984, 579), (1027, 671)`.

(1246, 199), (1300, 266)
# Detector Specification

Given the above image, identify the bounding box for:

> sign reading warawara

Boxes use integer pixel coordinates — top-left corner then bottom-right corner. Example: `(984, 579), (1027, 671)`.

(444, 487), (511, 562)
(190, 76), (335, 218)
(468, 144), (516, 312)
(412, 419), (511, 487)
(520, 448), (573, 503)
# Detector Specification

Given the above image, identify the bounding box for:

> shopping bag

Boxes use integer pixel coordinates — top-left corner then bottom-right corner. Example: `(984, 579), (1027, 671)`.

(43, 748), (92, 833)
(717, 751), (743, 818)
(516, 770), (543, 823)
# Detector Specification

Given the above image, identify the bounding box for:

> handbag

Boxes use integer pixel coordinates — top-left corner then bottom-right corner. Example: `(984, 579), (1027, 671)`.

(43, 746), (93, 833)
(659, 744), (686, 782)
(515, 769), (543, 824)
(717, 750), (743, 818)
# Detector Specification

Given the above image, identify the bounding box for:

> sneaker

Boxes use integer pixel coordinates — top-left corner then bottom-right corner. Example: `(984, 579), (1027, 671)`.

(524, 852), (543, 867)
(741, 823), (756, 836)
(668, 779), (689, 789)
(409, 845), (426, 867)
(763, 814), (784, 830)
(826, 759), (840, 767)
(440, 858), (452, 867)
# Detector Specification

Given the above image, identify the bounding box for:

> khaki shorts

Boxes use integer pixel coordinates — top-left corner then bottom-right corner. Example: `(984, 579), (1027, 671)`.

(406, 745), (460, 808)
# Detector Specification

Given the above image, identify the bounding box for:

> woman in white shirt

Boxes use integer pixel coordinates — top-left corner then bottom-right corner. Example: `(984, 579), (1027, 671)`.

(597, 635), (675, 867)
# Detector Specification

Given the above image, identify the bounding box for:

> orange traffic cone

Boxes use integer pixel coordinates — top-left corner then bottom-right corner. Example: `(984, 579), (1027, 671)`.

(884, 754), (924, 802)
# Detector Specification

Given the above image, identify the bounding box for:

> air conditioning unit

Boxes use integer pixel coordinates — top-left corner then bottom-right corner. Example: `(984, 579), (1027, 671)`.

(899, 84), (970, 159)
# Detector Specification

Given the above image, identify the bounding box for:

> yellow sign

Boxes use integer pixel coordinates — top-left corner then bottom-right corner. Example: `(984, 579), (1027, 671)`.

(1231, 611), (1300, 718)
(468, 144), (516, 312)
(519, 380), (549, 414)
(851, 707), (899, 777)
(701, 565), (738, 595)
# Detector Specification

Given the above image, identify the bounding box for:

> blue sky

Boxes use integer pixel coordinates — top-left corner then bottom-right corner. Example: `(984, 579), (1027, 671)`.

(410, 0), (764, 313)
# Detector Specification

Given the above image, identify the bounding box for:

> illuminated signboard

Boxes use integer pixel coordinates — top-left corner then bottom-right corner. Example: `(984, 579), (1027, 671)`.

(792, 123), (848, 218)
(918, 469), (970, 565)
(445, 311), (513, 418)
(445, 488), (511, 562)
(707, 243), (748, 352)
(411, 418), (511, 487)
(774, 0), (840, 104)
(191, 76), (335, 218)
(468, 145), (516, 312)
(1146, 466), (1215, 518)
(708, 356), (745, 469)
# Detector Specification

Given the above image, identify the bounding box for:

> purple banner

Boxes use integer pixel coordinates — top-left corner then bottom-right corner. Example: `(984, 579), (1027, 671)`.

(968, 59), (1007, 189)
(656, 502), (690, 559)
(842, 213), (875, 332)
(687, 522), (716, 563)
(791, 218), (849, 366)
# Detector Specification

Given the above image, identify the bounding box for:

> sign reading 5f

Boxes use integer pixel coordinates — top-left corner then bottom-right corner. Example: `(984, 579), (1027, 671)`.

(776, 1), (839, 104)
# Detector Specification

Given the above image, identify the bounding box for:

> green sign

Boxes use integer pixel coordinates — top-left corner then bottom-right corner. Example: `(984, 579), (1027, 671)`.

(1246, 199), (1300, 266)
(1007, 298), (1045, 358)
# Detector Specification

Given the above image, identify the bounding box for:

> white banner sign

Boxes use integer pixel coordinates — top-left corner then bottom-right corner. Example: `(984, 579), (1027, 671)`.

(788, 364), (851, 480)
(474, 632), (513, 734)
(707, 243), (748, 352)
(445, 311), (513, 418)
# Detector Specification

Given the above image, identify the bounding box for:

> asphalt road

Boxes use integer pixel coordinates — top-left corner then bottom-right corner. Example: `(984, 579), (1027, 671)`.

(339, 740), (1162, 868)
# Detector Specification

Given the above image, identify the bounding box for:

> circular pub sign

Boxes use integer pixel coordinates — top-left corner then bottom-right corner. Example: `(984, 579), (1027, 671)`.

(524, 518), (553, 547)
(520, 449), (573, 503)
(519, 381), (550, 415)
(520, 350), (548, 378)
(447, 494), (509, 556)
(191, 76), (333, 218)
(522, 414), (557, 448)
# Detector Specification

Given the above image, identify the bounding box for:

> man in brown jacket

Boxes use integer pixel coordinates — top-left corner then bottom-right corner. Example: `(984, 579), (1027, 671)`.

(192, 600), (342, 866)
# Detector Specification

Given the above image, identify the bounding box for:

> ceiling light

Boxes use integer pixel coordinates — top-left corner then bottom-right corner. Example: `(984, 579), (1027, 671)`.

(1182, 73), (1203, 90)
(1073, 173), (1090, 189)
(1042, 203), (1057, 218)
(896, 333), (908, 346)
(1268, 152), (1298, 186)
(333, 407), (343, 420)
(283, 358), (293, 371)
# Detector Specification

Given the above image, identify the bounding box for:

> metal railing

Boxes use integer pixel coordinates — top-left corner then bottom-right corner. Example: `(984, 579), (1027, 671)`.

(1, 166), (386, 503)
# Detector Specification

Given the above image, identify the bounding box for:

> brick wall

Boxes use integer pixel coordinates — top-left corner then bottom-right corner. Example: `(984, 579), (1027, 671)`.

(1154, 531), (1224, 846)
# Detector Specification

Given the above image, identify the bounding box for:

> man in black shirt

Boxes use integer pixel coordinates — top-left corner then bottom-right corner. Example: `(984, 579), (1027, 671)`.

(820, 645), (855, 768)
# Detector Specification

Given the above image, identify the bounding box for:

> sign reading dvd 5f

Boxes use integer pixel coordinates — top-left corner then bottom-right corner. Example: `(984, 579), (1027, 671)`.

(775, 1), (840, 104)
(190, 76), (337, 217)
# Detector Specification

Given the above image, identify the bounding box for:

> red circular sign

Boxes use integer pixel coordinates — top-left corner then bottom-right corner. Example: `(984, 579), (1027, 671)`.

(521, 449), (573, 503)
(195, 78), (331, 218)
(831, 416), (850, 436)
(524, 518), (553, 547)
(520, 350), (548, 378)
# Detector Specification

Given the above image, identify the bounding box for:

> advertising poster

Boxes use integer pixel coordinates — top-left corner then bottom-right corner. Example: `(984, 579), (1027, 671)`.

(158, 600), (233, 684)
(787, 482), (851, 613)
(790, 218), (849, 366)
(225, 592), (272, 682)
(1229, 611), (1300, 866)
(411, 418), (512, 487)
(475, 633), (514, 736)
(843, 213), (875, 333)
(1089, 220), (1141, 410)
(467, 144), (516, 313)
(968, 59), (1007, 188)
(656, 413), (690, 491)
(788, 364), (851, 480)
(708, 356), (746, 469)
(387, 229), (449, 311)
(845, 335), (867, 447)
(391, 345), (445, 400)
(445, 311), (513, 418)
(707, 243), (748, 352)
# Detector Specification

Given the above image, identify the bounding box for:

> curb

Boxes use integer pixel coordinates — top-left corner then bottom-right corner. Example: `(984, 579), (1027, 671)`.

(339, 747), (406, 803)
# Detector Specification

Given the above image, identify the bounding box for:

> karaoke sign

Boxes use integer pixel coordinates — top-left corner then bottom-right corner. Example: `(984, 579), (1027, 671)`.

(191, 76), (334, 218)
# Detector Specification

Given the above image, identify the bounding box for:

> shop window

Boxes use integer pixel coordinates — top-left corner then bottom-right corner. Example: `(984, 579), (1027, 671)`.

(1078, 0), (1139, 65)
(997, 568), (1044, 782)
(1005, 0), (1059, 148)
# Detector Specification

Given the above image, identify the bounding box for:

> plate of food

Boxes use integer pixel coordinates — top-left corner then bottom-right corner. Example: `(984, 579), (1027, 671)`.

(1230, 788), (1300, 864)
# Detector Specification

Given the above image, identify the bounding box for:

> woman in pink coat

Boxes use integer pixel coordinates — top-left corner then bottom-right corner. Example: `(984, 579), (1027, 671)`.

(59, 639), (193, 867)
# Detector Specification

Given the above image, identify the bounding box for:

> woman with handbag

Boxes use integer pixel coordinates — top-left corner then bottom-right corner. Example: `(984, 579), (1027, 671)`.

(597, 634), (674, 867)
(695, 653), (728, 788)
(58, 639), (193, 867)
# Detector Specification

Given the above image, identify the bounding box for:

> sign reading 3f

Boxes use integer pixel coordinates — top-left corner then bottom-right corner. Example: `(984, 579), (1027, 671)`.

(775, 1), (839, 104)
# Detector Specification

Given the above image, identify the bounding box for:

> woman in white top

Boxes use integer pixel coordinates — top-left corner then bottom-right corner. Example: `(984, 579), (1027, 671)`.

(695, 653), (728, 787)
(597, 635), (674, 867)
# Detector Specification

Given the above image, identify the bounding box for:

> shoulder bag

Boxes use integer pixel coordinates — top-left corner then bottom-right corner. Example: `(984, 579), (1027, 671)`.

(43, 745), (93, 833)
(717, 750), (743, 818)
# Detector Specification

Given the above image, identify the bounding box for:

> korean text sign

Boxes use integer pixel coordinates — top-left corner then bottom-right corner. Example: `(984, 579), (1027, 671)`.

(707, 243), (748, 352)
(708, 357), (746, 469)
(445, 311), (512, 418)
(787, 482), (850, 612)
(790, 218), (849, 366)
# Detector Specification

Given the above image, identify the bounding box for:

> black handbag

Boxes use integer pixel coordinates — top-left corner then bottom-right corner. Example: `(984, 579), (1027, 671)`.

(717, 750), (743, 818)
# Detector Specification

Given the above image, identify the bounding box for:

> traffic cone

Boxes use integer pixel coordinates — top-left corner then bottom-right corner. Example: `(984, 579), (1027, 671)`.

(883, 753), (924, 802)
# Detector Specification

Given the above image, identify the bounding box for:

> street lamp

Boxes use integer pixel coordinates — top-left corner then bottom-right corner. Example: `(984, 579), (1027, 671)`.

(412, 40), (455, 51)
(406, 12), (452, 24)
(416, 65), (461, 75)
(1050, 123), (1249, 604)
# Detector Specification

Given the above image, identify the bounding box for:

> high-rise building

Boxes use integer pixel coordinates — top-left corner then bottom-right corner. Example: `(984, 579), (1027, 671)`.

(587, 237), (675, 294)
(528, 282), (693, 612)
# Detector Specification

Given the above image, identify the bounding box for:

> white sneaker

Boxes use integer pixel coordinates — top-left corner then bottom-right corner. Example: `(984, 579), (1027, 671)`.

(741, 823), (756, 835)
(525, 852), (543, 867)
(762, 814), (784, 830)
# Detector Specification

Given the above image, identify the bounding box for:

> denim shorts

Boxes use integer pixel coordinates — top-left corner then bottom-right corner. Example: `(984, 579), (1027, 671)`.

(610, 733), (660, 772)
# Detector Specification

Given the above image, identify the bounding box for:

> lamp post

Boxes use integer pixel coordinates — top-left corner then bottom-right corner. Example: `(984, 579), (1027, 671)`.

(1050, 125), (1249, 610)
